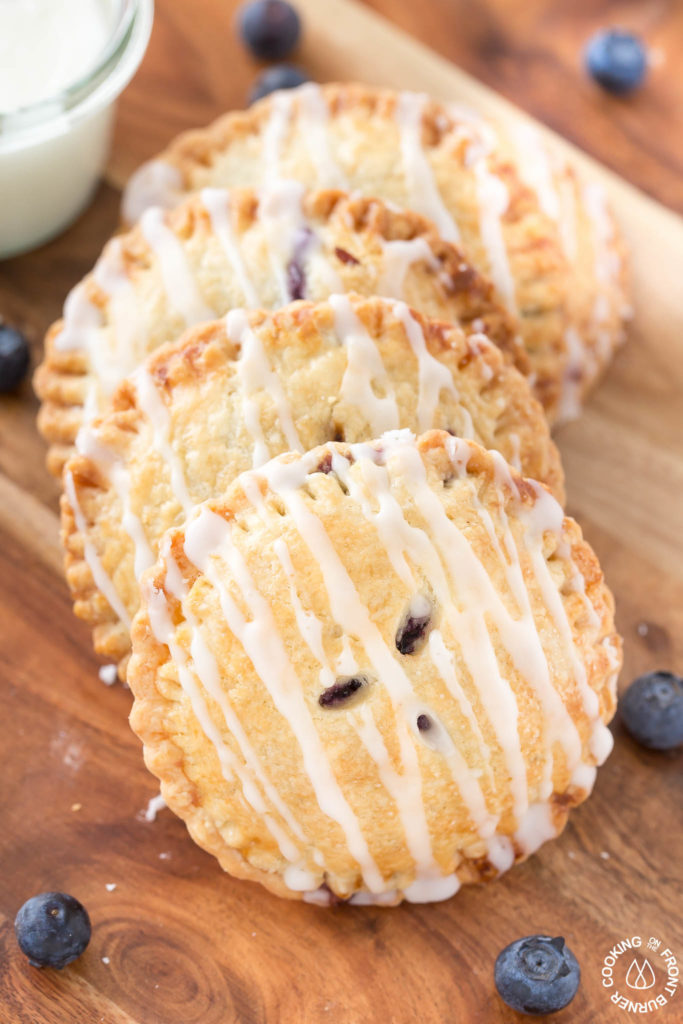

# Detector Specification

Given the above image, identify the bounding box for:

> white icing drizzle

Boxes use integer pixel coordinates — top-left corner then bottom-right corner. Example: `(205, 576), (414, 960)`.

(163, 551), (309, 860)
(377, 236), (440, 298)
(557, 325), (585, 424)
(250, 460), (444, 888)
(91, 237), (144, 384)
(56, 237), (146, 427)
(329, 294), (400, 436)
(341, 436), (530, 821)
(274, 539), (336, 690)
(513, 801), (557, 856)
(472, 158), (517, 313)
(63, 468), (131, 629)
(583, 181), (620, 291)
(392, 300), (458, 432)
(145, 567), (303, 864)
(132, 366), (193, 514)
(224, 308), (303, 467)
(76, 424), (155, 582)
(507, 432), (522, 472)
(352, 694), (438, 881)
(296, 83), (347, 189)
(511, 122), (560, 222)
(182, 507), (385, 892)
(200, 188), (259, 307)
(121, 159), (184, 225)
(257, 179), (308, 304)
(488, 450), (614, 762)
(276, 538), (442, 884)
(261, 90), (294, 185)
(395, 92), (460, 244)
(54, 280), (102, 353)
(139, 207), (213, 325)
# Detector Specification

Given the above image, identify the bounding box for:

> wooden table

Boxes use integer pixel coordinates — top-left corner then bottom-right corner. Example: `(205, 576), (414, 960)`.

(1, 2), (682, 1022)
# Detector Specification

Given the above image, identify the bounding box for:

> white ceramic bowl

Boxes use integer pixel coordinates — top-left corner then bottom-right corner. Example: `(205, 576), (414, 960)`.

(0, 0), (154, 259)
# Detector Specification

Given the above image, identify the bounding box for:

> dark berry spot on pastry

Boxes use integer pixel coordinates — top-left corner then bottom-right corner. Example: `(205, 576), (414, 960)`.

(286, 227), (313, 301)
(334, 246), (360, 266)
(316, 452), (333, 474)
(416, 714), (431, 732)
(319, 674), (368, 708)
(396, 595), (433, 655)
(332, 425), (345, 442)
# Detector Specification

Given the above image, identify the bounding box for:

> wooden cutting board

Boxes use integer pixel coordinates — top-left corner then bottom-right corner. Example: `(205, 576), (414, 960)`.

(1, 1), (682, 1021)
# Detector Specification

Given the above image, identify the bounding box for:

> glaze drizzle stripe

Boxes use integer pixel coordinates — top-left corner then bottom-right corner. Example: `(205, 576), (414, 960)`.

(146, 556), (308, 865)
(329, 294), (400, 436)
(297, 84), (348, 189)
(139, 207), (214, 325)
(225, 308), (304, 466)
(183, 506), (386, 893)
(395, 92), (460, 244)
(200, 188), (259, 307)
(392, 301), (459, 433)
(64, 468), (132, 630)
(277, 536), (439, 878)
(334, 438), (529, 820)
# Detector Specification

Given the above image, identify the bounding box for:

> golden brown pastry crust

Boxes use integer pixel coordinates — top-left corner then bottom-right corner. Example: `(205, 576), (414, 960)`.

(34, 186), (523, 477)
(127, 430), (620, 903)
(60, 296), (563, 679)
(119, 81), (630, 422)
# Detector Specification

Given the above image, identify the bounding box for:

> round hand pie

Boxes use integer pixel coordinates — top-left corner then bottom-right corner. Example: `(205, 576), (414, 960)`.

(128, 430), (620, 904)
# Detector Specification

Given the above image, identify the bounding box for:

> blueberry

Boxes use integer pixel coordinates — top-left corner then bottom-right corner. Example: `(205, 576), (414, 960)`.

(239, 1), (301, 61)
(585, 29), (647, 94)
(621, 671), (683, 750)
(15, 892), (91, 969)
(0, 323), (30, 393)
(248, 64), (309, 105)
(319, 675), (368, 708)
(494, 935), (580, 1015)
(396, 595), (433, 655)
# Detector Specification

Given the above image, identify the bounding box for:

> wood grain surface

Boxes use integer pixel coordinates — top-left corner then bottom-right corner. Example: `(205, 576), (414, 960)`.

(1, 1), (682, 1022)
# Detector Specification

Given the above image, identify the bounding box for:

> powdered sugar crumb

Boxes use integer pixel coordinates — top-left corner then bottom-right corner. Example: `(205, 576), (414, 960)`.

(98, 664), (118, 686)
(105, 883), (117, 892)
(139, 793), (167, 822)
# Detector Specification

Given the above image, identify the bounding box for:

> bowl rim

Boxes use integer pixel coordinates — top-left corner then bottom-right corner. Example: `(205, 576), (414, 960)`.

(0, 0), (154, 153)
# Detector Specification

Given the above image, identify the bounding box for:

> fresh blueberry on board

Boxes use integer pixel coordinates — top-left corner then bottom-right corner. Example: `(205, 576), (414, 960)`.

(585, 29), (647, 94)
(248, 64), (309, 104)
(494, 935), (580, 1015)
(239, 1), (301, 61)
(0, 323), (30, 393)
(621, 671), (683, 750)
(15, 892), (91, 969)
